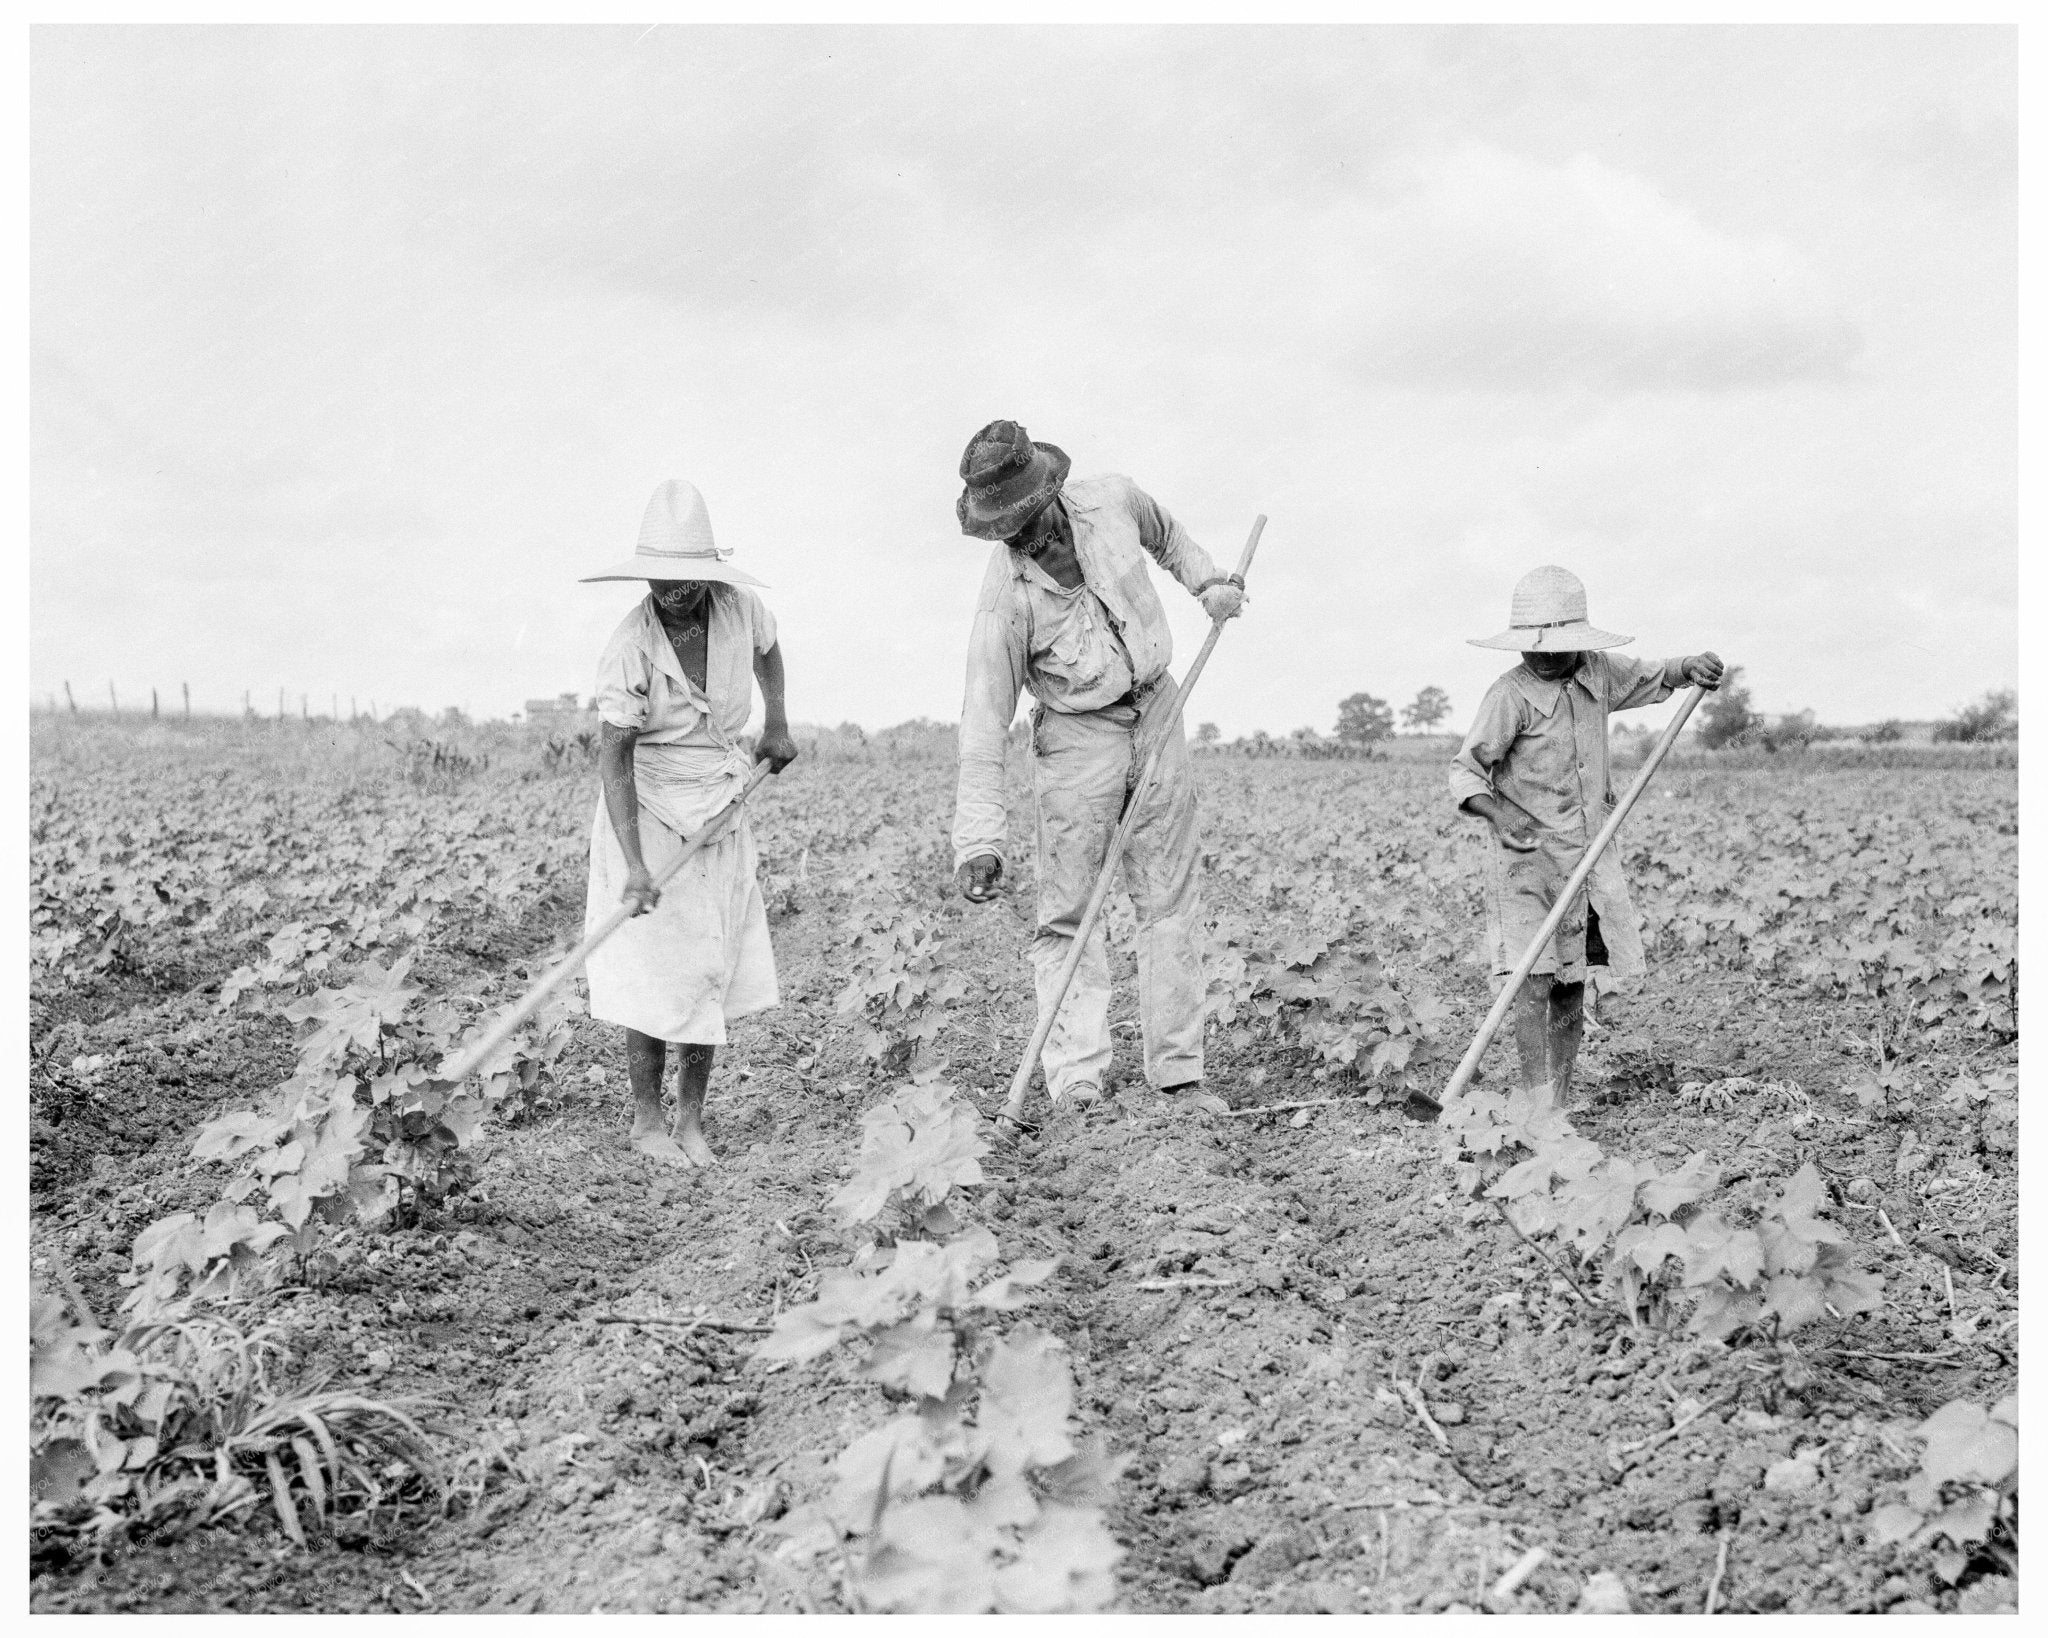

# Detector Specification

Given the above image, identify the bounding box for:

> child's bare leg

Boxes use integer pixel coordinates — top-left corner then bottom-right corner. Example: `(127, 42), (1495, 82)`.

(627, 1029), (688, 1164)
(1548, 980), (1587, 1106)
(672, 1043), (718, 1168)
(1515, 976), (1553, 1098)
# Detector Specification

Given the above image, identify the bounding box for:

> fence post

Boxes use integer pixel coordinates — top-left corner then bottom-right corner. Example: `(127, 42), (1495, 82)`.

(152, 686), (159, 719)
(108, 681), (118, 714)
(64, 681), (77, 714)
(278, 687), (286, 720)
(301, 693), (308, 722)
(183, 682), (190, 719)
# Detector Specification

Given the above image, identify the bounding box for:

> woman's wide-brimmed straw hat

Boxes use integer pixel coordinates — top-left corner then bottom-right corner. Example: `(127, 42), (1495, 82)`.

(956, 419), (1071, 541)
(1469, 565), (1631, 652)
(580, 479), (769, 587)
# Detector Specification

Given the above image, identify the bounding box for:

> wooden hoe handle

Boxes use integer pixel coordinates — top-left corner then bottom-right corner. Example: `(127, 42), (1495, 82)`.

(440, 759), (778, 1087)
(999, 515), (1267, 1132)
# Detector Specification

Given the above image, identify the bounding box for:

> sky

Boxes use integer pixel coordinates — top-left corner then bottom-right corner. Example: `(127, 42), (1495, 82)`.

(30, 25), (2016, 737)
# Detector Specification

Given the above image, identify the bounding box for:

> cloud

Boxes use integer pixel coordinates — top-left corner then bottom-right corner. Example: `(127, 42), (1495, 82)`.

(26, 28), (2007, 731)
(1854, 107), (2016, 204)
(1337, 145), (1860, 390)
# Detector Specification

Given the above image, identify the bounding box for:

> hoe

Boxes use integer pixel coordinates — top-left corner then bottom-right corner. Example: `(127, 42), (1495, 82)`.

(1421, 682), (1709, 1118)
(997, 516), (1267, 1135)
(440, 759), (779, 1086)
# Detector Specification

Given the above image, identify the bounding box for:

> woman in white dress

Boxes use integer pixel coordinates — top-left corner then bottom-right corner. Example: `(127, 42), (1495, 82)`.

(580, 479), (797, 1166)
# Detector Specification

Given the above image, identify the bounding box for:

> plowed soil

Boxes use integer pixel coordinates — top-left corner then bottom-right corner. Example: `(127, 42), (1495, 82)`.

(29, 755), (2018, 1615)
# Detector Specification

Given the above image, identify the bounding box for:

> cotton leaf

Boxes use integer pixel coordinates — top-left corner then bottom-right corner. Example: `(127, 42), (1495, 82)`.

(131, 1213), (205, 1277)
(1867, 1502), (1923, 1545)
(438, 1091), (488, 1148)
(1823, 1265), (1884, 1319)
(1638, 1152), (1719, 1217)
(1037, 1436), (1132, 1508)
(1495, 1086), (1576, 1149)
(809, 1265), (911, 1333)
(963, 1470), (1039, 1533)
(860, 1494), (1003, 1613)
(31, 1335), (119, 1401)
(829, 1416), (947, 1538)
(1556, 1157), (1654, 1251)
(833, 1123), (916, 1226)
(1621, 1221), (1690, 1276)
(880, 1241), (968, 1313)
(1762, 1272), (1830, 1333)
(342, 1165), (398, 1226)
(994, 1503), (1123, 1613)
(979, 1325), (1076, 1479)
(864, 1320), (957, 1400)
(1756, 1162), (1844, 1275)
(1916, 1400), (2019, 1488)
(29, 1439), (97, 1507)
(1686, 1281), (1764, 1340)
(1487, 1136), (1602, 1201)
(755, 1305), (850, 1365)
(297, 1099), (373, 1202)
(192, 1109), (283, 1163)
(902, 1097), (987, 1206)
(1681, 1213), (1765, 1289)
(1922, 1491), (2001, 1552)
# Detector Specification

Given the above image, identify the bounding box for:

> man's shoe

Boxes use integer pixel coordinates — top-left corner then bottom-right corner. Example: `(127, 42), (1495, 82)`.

(1158, 1080), (1200, 1096)
(1058, 1080), (1103, 1106)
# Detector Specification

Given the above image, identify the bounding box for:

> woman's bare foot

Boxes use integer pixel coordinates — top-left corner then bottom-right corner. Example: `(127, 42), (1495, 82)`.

(673, 1116), (718, 1169)
(633, 1127), (691, 1163)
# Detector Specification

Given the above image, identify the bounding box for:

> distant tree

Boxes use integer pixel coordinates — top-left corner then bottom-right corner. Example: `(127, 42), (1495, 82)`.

(1935, 689), (2017, 743)
(1194, 722), (1220, 749)
(1761, 709), (1817, 753)
(1246, 729), (1277, 758)
(1400, 686), (1453, 734)
(1695, 668), (1756, 750)
(1863, 719), (1906, 744)
(1335, 692), (1395, 749)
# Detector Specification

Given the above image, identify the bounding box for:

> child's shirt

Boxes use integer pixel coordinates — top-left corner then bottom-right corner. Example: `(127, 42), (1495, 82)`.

(1449, 651), (1682, 845)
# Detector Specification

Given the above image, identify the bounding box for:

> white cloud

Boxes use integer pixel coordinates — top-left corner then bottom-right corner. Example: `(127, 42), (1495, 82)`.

(26, 29), (2008, 731)
(1338, 145), (1860, 389)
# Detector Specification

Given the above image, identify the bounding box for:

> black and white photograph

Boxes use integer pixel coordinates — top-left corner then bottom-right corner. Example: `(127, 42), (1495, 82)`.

(26, 19), (2019, 1617)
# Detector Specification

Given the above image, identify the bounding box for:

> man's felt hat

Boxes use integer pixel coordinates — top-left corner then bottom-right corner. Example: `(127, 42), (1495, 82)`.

(1468, 565), (1631, 652)
(956, 420), (1071, 541)
(581, 479), (768, 587)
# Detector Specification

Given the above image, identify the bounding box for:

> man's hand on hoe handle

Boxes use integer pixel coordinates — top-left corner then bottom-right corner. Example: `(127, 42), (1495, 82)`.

(1196, 575), (1247, 623)
(1682, 652), (1725, 690)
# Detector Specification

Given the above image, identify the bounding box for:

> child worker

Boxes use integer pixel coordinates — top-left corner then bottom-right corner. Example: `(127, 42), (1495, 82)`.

(1448, 566), (1724, 1109)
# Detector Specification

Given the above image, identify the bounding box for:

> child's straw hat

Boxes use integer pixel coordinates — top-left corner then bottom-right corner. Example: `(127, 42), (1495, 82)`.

(1469, 565), (1631, 652)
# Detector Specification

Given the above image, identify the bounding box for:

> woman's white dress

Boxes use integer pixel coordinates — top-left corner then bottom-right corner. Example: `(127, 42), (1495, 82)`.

(583, 589), (779, 1043)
